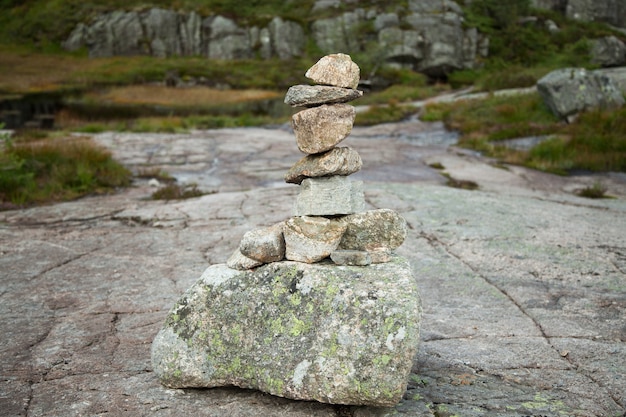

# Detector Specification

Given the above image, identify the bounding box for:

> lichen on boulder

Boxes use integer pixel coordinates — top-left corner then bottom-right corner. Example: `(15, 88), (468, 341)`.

(151, 258), (422, 406)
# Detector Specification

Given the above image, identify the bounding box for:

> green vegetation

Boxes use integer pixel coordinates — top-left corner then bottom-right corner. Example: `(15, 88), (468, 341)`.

(423, 93), (626, 174)
(0, 127), (131, 209)
(151, 183), (208, 200)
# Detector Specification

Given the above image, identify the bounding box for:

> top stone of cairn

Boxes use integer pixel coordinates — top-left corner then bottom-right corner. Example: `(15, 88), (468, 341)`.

(305, 53), (360, 89)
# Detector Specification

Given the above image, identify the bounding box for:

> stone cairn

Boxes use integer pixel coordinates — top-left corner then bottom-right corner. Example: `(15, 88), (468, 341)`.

(152, 54), (422, 408)
(226, 53), (407, 270)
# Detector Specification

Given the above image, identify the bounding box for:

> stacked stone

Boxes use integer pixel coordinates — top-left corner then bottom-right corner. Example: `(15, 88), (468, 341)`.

(152, 55), (422, 408)
(227, 54), (407, 270)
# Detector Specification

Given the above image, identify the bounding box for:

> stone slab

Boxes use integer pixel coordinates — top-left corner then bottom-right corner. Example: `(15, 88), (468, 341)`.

(292, 104), (356, 155)
(294, 176), (365, 216)
(305, 53), (360, 89)
(285, 146), (362, 185)
(285, 85), (363, 107)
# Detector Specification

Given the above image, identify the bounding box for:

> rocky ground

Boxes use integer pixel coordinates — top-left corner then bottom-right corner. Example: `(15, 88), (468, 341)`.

(1, 118), (625, 416)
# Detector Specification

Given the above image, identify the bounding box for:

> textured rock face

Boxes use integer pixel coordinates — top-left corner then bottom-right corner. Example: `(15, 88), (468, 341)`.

(284, 147), (362, 185)
(292, 104), (357, 154)
(305, 54), (361, 89)
(537, 68), (625, 120)
(338, 209), (408, 252)
(294, 177), (364, 216)
(591, 36), (626, 67)
(227, 248), (263, 270)
(284, 85), (363, 107)
(239, 222), (285, 263)
(151, 259), (422, 406)
(283, 216), (346, 263)
(566, 0), (626, 28)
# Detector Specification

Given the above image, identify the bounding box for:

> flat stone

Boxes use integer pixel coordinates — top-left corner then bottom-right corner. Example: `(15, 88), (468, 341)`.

(338, 209), (407, 252)
(305, 53), (360, 89)
(292, 104), (356, 155)
(285, 147), (362, 185)
(330, 250), (371, 266)
(284, 85), (363, 107)
(294, 176), (364, 216)
(239, 222), (285, 263)
(151, 258), (422, 406)
(284, 216), (346, 263)
(227, 248), (263, 270)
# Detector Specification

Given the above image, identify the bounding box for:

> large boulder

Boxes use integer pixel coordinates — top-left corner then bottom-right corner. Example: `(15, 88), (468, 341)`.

(537, 67), (625, 120)
(565, 0), (626, 28)
(591, 36), (626, 67)
(268, 17), (305, 59)
(202, 15), (252, 59)
(151, 259), (422, 406)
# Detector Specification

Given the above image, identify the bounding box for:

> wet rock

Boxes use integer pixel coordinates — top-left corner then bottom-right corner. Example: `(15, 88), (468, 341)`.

(151, 259), (422, 406)
(294, 177), (364, 216)
(284, 147), (362, 185)
(227, 248), (264, 270)
(330, 250), (371, 266)
(239, 222), (285, 263)
(338, 209), (408, 252)
(537, 67), (625, 120)
(284, 216), (346, 263)
(292, 104), (356, 154)
(284, 85), (363, 107)
(305, 53), (360, 89)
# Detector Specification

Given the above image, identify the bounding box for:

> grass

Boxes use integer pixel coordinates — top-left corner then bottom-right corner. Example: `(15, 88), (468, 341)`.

(423, 92), (626, 174)
(0, 128), (131, 209)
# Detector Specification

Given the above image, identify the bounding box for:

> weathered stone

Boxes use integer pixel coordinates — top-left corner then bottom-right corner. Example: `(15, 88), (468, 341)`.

(310, 13), (365, 57)
(330, 250), (371, 266)
(565, 0), (626, 29)
(305, 53), (360, 89)
(284, 85), (363, 107)
(368, 248), (393, 264)
(151, 258), (422, 406)
(268, 17), (305, 59)
(294, 177), (364, 216)
(292, 104), (356, 155)
(227, 248), (263, 270)
(591, 36), (626, 67)
(285, 147), (362, 185)
(338, 209), (408, 252)
(239, 222), (285, 263)
(537, 67), (625, 120)
(284, 216), (346, 263)
(202, 15), (252, 60)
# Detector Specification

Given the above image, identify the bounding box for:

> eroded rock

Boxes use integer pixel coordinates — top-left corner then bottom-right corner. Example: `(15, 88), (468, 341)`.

(305, 53), (360, 89)
(294, 177), (364, 216)
(338, 209), (408, 252)
(292, 104), (356, 154)
(227, 248), (264, 270)
(151, 259), (422, 406)
(284, 85), (363, 107)
(239, 222), (285, 263)
(284, 147), (362, 185)
(330, 250), (371, 266)
(284, 216), (346, 263)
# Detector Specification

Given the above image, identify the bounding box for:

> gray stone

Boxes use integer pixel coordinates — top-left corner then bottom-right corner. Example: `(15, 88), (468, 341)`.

(330, 250), (371, 266)
(294, 177), (365, 216)
(338, 209), (408, 252)
(269, 17), (305, 59)
(292, 104), (356, 155)
(85, 11), (146, 58)
(141, 8), (182, 57)
(239, 222), (285, 263)
(566, 0), (626, 28)
(378, 27), (424, 66)
(151, 259), (422, 406)
(374, 13), (400, 31)
(305, 54), (361, 89)
(62, 22), (87, 51)
(284, 147), (363, 185)
(591, 36), (626, 67)
(408, 0), (463, 14)
(202, 16), (252, 60)
(368, 248), (393, 264)
(596, 67), (626, 95)
(545, 19), (560, 33)
(284, 85), (363, 107)
(537, 67), (625, 120)
(227, 248), (264, 270)
(284, 216), (347, 263)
